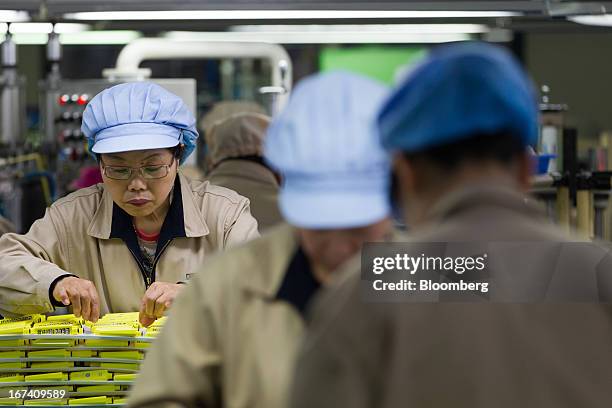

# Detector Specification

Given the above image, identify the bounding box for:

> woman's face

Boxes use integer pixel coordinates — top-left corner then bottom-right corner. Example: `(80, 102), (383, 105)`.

(99, 148), (178, 217)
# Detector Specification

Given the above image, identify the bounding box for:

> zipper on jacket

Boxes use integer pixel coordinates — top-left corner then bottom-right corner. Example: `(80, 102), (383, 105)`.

(125, 246), (154, 289)
(127, 238), (174, 289)
(110, 176), (186, 291)
(150, 238), (174, 285)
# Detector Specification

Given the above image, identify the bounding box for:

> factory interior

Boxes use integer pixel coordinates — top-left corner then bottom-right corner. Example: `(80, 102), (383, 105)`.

(0, 1), (608, 236)
(0, 1), (611, 407)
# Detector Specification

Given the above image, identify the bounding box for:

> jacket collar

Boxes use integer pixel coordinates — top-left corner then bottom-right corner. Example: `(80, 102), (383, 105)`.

(88, 172), (209, 239)
(239, 223), (320, 315)
(177, 172), (210, 238)
(240, 223), (300, 298)
(426, 182), (547, 224)
(273, 245), (320, 316)
(108, 176), (185, 242)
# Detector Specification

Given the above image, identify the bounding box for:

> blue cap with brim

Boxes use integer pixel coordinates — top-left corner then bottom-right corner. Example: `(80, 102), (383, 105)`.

(265, 71), (391, 229)
(378, 41), (539, 153)
(279, 170), (390, 229)
(90, 123), (181, 154)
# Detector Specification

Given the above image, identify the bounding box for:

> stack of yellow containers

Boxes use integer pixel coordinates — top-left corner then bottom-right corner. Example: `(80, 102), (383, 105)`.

(0, 313), (166, 407)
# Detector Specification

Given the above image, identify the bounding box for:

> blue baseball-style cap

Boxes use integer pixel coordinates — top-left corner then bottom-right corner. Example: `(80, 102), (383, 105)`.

(82, 82), (199, 164)
(264, 71), (391, 229)
(378, 41), (539, 153)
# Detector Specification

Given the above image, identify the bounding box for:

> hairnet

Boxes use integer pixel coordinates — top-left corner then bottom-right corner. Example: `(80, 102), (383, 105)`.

(378, 41), (539, 153)
(265, 71), (391, 229)
(82, 82), (199, 164)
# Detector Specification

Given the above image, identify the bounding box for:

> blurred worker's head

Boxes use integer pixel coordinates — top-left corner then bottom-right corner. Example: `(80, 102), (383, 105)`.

(82, 82), (198, 217)
(200, 101), (267, 173)
(378, 41), (538, 226)
(298, 221), (391, 277)
(206, 112), (273, 172)
(265, 71), (392, 273)
(201, 100), (266, 134)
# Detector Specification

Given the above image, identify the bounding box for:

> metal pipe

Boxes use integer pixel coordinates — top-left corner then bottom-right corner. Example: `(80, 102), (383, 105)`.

(107, 38), (293, 110)
(1, 32), (22, 146)
(556, 186), (571, 231)
(1, 33), (16, 68)
(576, 189), (592, 238)
(42, 31), (63, 144)
(46, 31), (61, 63)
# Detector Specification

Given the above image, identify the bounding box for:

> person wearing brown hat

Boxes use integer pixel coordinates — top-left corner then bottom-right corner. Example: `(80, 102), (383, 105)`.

(205, 113), (282, 231)
(200, 101), (267, 172)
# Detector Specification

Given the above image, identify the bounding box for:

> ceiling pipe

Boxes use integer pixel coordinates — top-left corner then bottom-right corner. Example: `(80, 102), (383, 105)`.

(104, 38), (292, 111)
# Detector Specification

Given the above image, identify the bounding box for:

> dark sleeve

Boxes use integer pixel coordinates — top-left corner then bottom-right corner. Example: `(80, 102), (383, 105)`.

(289, 274), (377, 408)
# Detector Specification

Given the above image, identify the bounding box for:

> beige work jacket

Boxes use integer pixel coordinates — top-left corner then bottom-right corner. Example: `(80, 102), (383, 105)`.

(290, 184), (612, 408)
(0, 173), (259, 317)
(128, 223), (305, 408)
(207, 160), (282, 232)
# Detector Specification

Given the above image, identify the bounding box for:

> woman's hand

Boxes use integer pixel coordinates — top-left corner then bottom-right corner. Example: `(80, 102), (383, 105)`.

(139, 282), (184, 327)
(52, 276), (100, 322)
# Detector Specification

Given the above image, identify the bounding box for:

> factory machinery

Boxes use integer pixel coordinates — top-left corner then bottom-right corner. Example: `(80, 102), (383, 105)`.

(0, 29), (292, 233)
(530, 89), (612, 241)
(2, 26), (607, 241)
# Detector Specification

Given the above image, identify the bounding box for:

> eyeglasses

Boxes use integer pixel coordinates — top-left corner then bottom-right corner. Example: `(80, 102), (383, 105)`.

(100, 157), (176, 180)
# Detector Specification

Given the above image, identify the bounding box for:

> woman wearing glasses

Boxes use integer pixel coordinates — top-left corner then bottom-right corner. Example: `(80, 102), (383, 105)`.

(0, 82), (259, 325)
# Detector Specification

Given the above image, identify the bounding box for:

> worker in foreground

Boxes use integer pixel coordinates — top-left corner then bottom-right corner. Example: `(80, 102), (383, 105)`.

(205, 113), (282, 231)
(127, 71), (392, 408)
(0, 82), (258, 325)
(290, 42), (612, 407)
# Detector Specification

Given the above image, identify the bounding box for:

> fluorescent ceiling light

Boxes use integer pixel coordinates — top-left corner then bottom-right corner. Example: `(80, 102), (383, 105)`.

(0, 33), (47, 45)
(231, 24), (489, 34)
(164, 30), (474, 44)
(9, 23), (52, 34)
(0, 10), (29, 22)
(568, 15), (612, 26)
(55, 23), (90, 34)
(0, 30), (141, 45)
(59, 30), (142, 45)
(7, 23), (90, 34)
(65, 10), (520, 21)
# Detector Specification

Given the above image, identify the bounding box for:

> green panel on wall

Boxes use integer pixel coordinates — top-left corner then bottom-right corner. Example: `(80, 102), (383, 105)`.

(319, 46), (427, 84)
